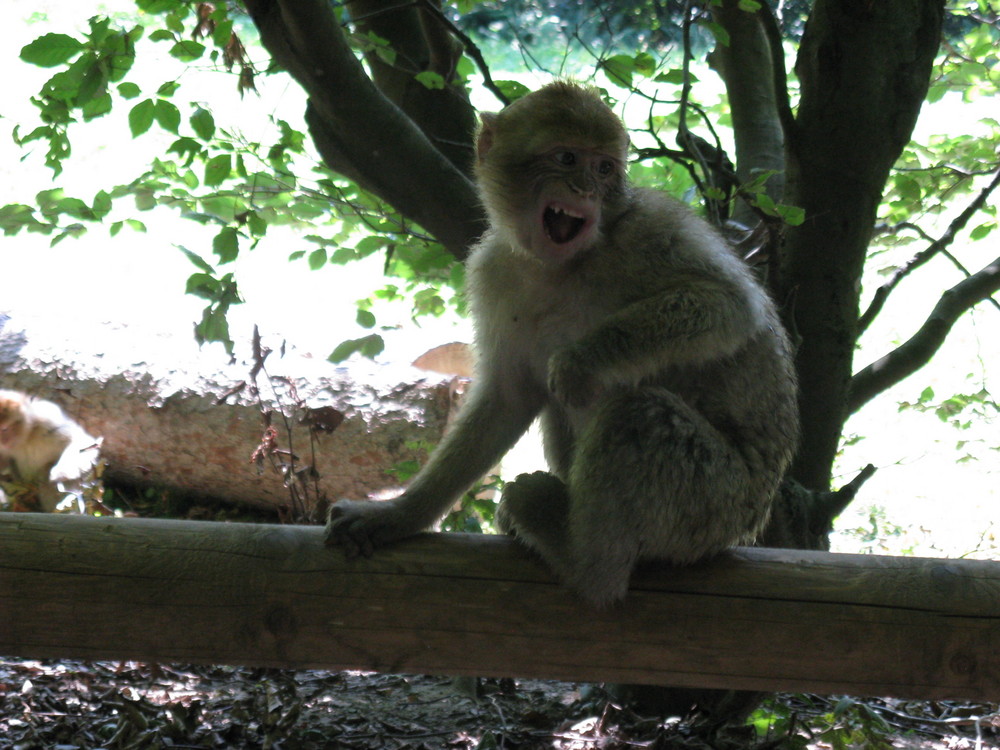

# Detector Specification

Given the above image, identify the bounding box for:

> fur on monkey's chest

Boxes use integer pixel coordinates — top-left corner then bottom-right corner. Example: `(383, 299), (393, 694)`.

(470, 251), (606, 379)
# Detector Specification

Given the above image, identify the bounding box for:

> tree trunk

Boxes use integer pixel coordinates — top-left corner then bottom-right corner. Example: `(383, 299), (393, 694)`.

(2, 513), (998, 702)
(0, 311), (453, 513)
(779, 0), (945, 489)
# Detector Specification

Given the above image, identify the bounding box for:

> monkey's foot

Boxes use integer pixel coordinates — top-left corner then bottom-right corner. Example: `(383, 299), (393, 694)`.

(496, 471), (570, 538)
(325, 499), (409, 558)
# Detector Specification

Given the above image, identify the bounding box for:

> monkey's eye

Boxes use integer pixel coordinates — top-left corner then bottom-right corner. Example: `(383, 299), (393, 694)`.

(553, 151), (576, 166)
(597, 159), (615, 177)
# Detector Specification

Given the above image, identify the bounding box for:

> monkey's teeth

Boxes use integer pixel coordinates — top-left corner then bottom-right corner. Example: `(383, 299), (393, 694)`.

(544, 205), (587, 244)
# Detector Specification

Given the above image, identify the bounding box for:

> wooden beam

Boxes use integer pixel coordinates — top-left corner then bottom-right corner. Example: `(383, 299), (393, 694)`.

(1, 512), (998, 701)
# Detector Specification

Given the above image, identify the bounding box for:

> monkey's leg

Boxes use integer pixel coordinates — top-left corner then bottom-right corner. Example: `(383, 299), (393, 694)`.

(564, 386), (760, 607)
(496, 470), (570, 545)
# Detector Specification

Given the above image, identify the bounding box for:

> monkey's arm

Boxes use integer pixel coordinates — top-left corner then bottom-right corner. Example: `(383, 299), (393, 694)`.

(550, 275), (764, 407)
(326, 377), (543, 556)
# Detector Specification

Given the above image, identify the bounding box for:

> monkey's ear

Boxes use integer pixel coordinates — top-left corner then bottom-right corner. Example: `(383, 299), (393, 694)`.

(476, 112), (498, 161)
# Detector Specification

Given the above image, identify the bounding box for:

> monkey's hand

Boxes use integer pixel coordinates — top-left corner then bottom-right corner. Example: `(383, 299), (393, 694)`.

(548, 346), (599, 409)
(325, 498), (415, 558)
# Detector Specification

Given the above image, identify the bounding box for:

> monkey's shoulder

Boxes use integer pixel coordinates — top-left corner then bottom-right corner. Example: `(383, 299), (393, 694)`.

(608, 188), (730, 259)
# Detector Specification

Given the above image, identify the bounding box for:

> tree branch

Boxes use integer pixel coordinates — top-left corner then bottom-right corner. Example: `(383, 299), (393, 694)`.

(416, 0), (510, 107)
(244, 0), (485, 259)
(848, 254), (1000, 414)
(858, 167), (1000, 334)
(755, 0), (797, 146)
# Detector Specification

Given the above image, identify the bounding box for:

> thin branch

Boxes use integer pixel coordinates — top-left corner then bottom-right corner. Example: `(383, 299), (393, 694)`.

(755, 0), (797, 144)
(857, 167), (1000, 334)
(848, 254), (1000, 415)
(416, 0), (509, 106)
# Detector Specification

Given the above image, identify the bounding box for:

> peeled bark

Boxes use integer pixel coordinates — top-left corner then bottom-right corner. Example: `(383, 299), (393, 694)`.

(0, 310), (454, 513)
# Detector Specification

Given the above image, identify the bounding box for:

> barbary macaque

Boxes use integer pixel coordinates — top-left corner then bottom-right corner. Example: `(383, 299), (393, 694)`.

(327, 81), (799, 606)
(0, 390), (100, 512)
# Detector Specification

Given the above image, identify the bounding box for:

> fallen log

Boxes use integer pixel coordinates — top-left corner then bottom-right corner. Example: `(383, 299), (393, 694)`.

(1, 512), (997, 702)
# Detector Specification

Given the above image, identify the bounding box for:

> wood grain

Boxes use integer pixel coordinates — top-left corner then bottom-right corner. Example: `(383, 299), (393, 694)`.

(1, 513), (997, 701)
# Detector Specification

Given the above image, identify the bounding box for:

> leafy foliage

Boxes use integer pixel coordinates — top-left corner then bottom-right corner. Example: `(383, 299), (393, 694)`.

(6, 2), (457, 356)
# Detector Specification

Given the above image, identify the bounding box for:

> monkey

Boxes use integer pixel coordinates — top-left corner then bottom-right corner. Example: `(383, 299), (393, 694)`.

(326, 81), (799, 607)
(0, 390), (99, 512)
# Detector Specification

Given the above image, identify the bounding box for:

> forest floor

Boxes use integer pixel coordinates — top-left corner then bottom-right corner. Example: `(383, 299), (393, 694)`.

(1, 657), (998, 749)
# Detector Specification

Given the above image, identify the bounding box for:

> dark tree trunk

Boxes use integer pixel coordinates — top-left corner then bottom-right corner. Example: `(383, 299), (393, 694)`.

(777, 0), (945, 489)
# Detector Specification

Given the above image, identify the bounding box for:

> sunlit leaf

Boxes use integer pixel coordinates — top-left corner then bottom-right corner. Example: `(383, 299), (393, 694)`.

(20, 34), (84, 67)
(204, 154), (231, 187)
(170, 40), (205, 62)
(212, 227), (239, 263)
(128, 99), (155, 137)
(190, 107), (215, 141)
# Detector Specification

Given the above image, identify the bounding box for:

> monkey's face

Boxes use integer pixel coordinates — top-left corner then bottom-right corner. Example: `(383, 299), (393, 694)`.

(523, 145), (623, 261)
(475, 82), (629, 264)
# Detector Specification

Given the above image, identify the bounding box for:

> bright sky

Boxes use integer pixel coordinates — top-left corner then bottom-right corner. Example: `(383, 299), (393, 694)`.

(2, 0), (998, 557)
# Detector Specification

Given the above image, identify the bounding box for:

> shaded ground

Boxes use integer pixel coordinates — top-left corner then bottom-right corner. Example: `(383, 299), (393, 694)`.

(1, 658), (998, 749)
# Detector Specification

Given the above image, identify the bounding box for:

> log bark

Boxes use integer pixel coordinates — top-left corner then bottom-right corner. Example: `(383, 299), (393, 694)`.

(2, 513), (998, 702)
(0, 311), (454, 513)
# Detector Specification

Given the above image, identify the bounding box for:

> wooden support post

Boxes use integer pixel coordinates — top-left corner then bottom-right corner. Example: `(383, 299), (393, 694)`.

(1, 512), (998, 701)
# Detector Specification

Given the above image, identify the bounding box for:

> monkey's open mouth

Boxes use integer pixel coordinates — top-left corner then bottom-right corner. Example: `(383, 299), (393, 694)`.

(543, 205), (587, 244)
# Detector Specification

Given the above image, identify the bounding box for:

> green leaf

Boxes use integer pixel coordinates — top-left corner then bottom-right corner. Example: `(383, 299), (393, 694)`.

(204, 154), (232, 187)
(117, 81), (141, 99)
(21, 33), (84, 67)
(328, 334), (385, 363)
(157, 80), (181, 98)
(179, 246), (216, 273)
(190, 107), (215, 141)
(654, 69), (686, 85)
(195, 306), (234, 353)
(56, 197), (91, 219)
(969, 221), (995, 241)
(495, 80), (531, 101)
(128, 99), (155, 137)
(212, 19), (234, 48)
(81, 93), (113, 120)
(92, 190), (112, 219)
(776, 204), (805, 226)
(154, 99), (181, 133)
(633, 52), (656, 76)
(246, 211), (267, 237)
(600, 54), (635, 87)
(895, 175), (922, 201)
(212, 227), (239, 263)
(134, 190), (156, 211)
(357, 309), (376, 329)
(414, 71), (445, 89)
(0, 204), (47, 235)
(170, 40), (205, 62)
(308, 248), (328, 270)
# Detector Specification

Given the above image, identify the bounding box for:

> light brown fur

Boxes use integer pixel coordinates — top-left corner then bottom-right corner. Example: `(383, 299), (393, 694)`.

(0, 390), (97, 511)
(327, 82), (798, 606)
